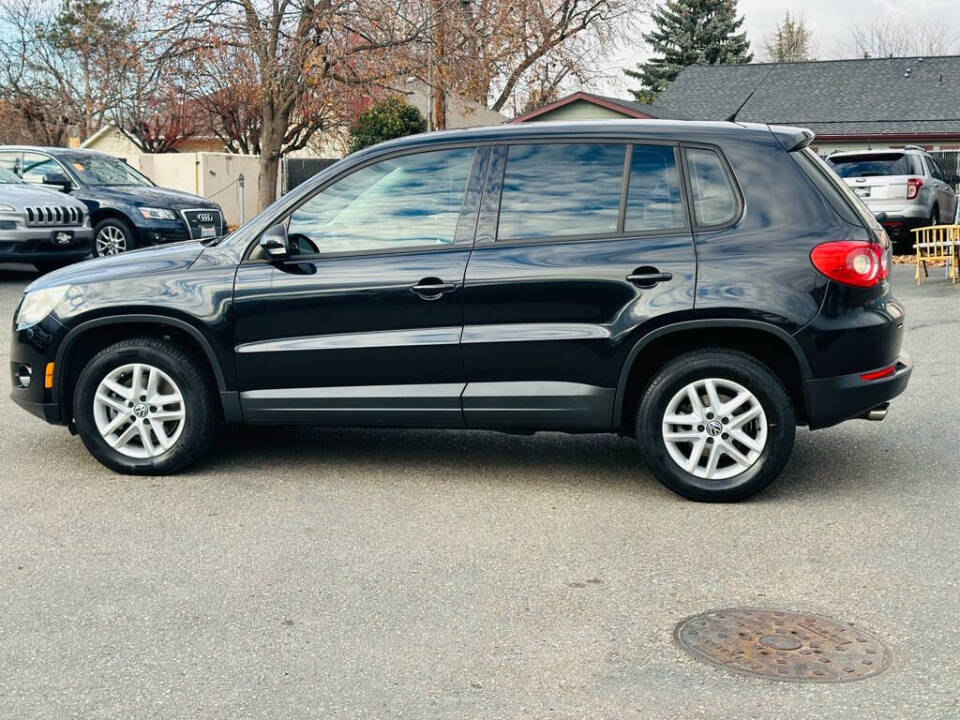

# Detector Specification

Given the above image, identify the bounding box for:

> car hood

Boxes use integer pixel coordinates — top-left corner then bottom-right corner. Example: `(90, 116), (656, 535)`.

(85, 184), (218, 209)
(26, 240), (207, 292)
(0, 183), (86, 207)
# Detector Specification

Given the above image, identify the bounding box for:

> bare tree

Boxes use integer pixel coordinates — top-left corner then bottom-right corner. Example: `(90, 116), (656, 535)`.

(176, 0), (426, 210)
(847, 17), (957, 59)
(412, 0), (641, 128)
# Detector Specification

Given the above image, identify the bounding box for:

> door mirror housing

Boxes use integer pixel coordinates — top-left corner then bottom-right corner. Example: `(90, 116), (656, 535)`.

(259, 223), (289, 259)
(41, 172), (72, 192)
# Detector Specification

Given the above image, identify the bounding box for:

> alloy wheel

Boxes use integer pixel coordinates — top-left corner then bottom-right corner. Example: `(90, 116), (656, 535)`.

(661, 378), (768, 481)
(92, 363), (185, 459)
(95, 225), (127, 256)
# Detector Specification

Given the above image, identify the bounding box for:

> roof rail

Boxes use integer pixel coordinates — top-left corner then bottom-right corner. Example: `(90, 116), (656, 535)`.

(904, 145), (927, 152)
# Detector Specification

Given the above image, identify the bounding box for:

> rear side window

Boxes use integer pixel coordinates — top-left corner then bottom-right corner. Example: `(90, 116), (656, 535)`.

(685, 148), (738, 226)
(625, 145), (685, 232)
(828, 153), (910, 178)
(497, 143), (625, 240)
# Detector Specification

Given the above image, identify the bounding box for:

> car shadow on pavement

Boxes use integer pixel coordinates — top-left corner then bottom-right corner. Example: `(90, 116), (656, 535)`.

(206, 424), (661, 494)
(198, 423), (900, 501)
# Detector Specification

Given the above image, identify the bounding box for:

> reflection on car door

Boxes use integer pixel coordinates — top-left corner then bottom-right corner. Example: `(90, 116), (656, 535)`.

(232, 146), (488, 426)
(460, 142), (697, 430)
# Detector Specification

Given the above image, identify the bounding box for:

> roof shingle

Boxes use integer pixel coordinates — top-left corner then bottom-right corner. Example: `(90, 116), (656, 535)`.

(649, 55), (960, 136)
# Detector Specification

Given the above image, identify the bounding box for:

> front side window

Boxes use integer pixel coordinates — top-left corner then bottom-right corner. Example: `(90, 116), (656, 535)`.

(287, 147), (474, 255)
(21, 153), (65, 184)
(686, 148), (738, 227)
(0, 153), (19, 176)
(0, 166), (23, 184)
(625, 145), (685, 232)
(497, 143), (626, 241)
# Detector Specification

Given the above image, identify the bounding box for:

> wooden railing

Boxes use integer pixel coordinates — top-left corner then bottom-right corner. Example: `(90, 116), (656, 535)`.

(911, 224), (959, 285)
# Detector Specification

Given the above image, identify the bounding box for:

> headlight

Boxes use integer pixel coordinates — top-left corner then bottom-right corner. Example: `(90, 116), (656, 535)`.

(139, 207), (177, 220)
(0, 204), (15, 213)
(16, 285), (70, 330)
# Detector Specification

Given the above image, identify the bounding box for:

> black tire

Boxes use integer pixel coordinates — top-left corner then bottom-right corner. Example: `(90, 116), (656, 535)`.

(635, 350), (796, 502)
(34, 260), (72, 274)
(93, 217), (136, 257)
(73, 337), (219, 475)
(929, 206), (939, 226)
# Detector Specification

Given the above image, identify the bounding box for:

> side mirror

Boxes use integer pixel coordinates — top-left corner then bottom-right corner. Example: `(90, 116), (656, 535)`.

(873, 211), (888, 223)
(41, 172), (72, 192)
(259, 223), (289, 259)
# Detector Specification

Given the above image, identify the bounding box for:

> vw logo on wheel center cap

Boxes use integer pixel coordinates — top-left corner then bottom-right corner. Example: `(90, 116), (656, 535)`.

(133, 402), (149, 418)
(706, 420), (723, 437)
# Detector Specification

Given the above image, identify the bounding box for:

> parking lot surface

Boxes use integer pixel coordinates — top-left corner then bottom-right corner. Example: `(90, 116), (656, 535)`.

(0, 263), (957, 719)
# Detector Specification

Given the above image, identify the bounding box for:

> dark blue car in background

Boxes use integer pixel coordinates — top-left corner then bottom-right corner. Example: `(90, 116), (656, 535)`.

(0, 146), (225, 258)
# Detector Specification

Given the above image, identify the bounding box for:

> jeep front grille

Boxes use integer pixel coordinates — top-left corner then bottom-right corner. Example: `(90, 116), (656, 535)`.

(24, 205), (83, 226)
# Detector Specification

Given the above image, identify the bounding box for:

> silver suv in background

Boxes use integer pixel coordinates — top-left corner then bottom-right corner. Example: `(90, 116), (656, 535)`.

(0, 166), (93, 273)
(827, 146), (957, 252)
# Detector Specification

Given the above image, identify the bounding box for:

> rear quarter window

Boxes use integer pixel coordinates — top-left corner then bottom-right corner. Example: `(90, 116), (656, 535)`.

(794, 148), (880, 231)
(685, 148), (739, 227)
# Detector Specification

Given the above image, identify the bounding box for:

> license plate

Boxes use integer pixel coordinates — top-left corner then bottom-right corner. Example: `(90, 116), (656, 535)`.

(51, 230), (74, 245)
(200, 225), (216, 238)
(854, 187), (871, 198)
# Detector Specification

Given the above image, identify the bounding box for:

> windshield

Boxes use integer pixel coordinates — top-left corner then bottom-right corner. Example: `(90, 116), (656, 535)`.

(828, 153), (912, 178)
(0, 167), (23, 184)
(62, 156), (153, 187)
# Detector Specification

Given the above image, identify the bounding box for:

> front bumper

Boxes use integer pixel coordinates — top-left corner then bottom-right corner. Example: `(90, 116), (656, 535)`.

(804, 353), (912, 430)
(9, 316), (69, 425)
(0, 227), (94, 262)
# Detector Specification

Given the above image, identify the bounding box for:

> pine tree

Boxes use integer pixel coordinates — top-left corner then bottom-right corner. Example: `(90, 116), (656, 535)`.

(764, 12), (813, 63)
(625, 0), (752, 103)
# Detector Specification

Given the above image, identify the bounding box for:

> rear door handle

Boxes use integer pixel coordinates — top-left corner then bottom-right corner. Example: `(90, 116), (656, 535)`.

(411, 278), (457, 299)
(626, 269), (673, 288)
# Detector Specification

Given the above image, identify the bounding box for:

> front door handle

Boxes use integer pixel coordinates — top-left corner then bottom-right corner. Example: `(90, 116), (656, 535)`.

(626, 268), (673, 288)
(411, 278), (457, 299)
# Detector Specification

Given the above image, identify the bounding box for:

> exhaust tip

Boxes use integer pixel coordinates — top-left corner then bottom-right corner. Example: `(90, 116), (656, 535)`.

(862, 403), (889, 421)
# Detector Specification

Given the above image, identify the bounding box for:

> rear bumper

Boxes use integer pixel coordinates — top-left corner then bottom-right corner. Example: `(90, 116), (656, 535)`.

(804, 354), (912, 430)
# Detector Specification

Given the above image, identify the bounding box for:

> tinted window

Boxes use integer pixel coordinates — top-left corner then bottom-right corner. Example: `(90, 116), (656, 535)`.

(828, 153), (911, 178)
(287, 147), (474, 255)
(625, 145), (685, 231)
(497, 143), (626, 240)
(925, 157), (943, 180)
(686, 148), (738, 226)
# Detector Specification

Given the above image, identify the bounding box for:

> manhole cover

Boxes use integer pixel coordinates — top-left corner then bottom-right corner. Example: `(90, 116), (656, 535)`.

(674, 608), (891, 682)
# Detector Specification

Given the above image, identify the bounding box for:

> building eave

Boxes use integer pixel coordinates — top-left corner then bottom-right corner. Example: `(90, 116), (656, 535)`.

(509, 92), (656, 123)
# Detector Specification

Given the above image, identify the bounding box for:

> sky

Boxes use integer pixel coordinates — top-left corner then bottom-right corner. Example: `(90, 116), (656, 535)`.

(600, 0), (960, 95)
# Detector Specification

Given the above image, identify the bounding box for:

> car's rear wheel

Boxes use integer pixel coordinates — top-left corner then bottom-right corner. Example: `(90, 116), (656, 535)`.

(635, 350), (795, 502)
(929, 205), (939, 226)
(94, 218), (135, 257)
(73, 338), (218, 474)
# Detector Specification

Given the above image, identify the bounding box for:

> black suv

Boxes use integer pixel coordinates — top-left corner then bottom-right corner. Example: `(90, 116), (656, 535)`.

(9, 121), (911, 501)
(0, 146), (225, 257)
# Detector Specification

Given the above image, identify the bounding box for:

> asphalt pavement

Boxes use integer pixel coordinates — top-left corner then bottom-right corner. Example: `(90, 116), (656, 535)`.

(0, 262), (956, 719)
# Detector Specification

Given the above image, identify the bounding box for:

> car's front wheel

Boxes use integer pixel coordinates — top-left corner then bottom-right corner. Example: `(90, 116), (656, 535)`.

(93, 218), (136, 257)
(73, 338), (218, 474)
(635, 350), (796, 502)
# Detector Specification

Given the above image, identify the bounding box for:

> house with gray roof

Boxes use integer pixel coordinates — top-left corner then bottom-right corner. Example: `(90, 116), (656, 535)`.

(514, 56), (960, 155)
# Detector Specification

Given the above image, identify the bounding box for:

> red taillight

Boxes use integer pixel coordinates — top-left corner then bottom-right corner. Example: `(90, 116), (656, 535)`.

(906, 177), (923, 200)
(810, 241), (889, 288)
(861, 365), (896, 381)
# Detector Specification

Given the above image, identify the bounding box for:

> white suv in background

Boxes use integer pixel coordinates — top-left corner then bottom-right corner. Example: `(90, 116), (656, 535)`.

(827, 146), (957, 252)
